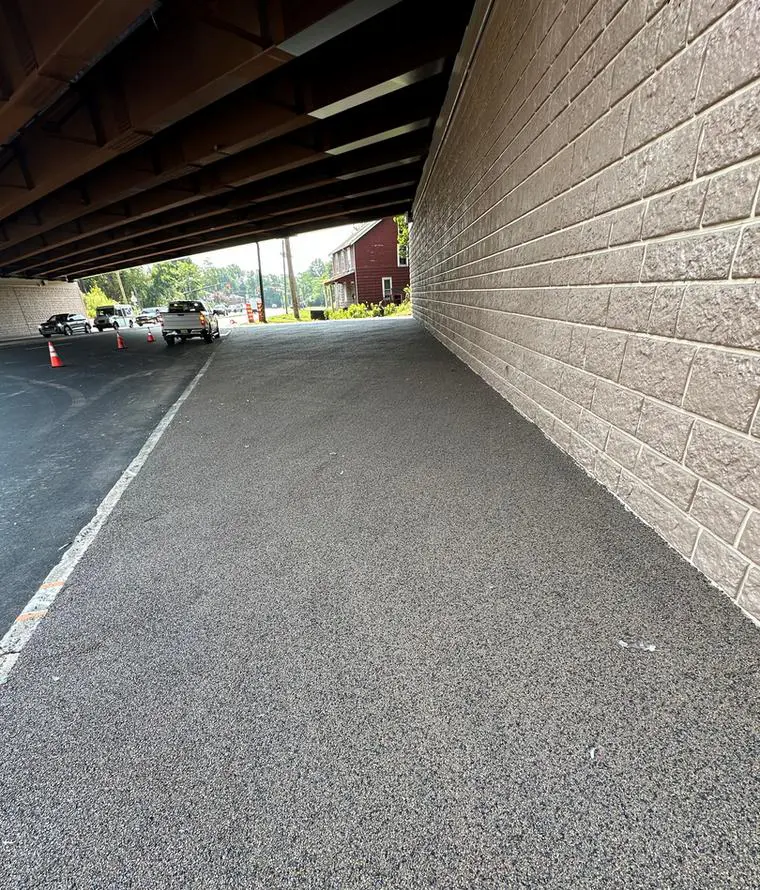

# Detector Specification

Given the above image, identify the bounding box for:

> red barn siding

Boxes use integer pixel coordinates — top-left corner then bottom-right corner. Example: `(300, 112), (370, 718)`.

(353, 218), (409, 303)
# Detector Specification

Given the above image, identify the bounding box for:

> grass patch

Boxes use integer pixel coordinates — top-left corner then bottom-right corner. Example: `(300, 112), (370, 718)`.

(266, 310), (320, 323)
(260, 301), (413, 323)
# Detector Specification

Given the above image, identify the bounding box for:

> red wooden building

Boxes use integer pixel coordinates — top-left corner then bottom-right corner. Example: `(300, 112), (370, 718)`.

(325, 218), (409, 308)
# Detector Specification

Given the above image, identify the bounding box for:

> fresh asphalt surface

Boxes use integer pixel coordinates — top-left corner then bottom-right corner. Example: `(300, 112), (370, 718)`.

(0, 327), (216, 635)
(0, 318), (758, 888)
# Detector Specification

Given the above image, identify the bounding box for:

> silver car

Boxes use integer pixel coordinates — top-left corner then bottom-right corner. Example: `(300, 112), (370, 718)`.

(38, 313), (91, 338)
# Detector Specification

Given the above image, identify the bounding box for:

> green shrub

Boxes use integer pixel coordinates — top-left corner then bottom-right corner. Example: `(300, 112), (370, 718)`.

(82, 284), (114, 318)
(383, 299), (412, 317)
(325, 299), (412, 320)
(326, 303), (371, 319)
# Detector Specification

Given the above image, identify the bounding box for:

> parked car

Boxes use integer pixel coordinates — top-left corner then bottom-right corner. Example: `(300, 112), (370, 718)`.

(136, 306), (163, 326)
(38, 313), (91, 337)
(94, 303), (135, 331)
(161, 299), (220, 345)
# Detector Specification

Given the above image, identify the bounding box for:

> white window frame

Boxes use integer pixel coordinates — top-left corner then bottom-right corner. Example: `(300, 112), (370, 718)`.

(382, 277), (393, 298)
(397, 242), (408, 266)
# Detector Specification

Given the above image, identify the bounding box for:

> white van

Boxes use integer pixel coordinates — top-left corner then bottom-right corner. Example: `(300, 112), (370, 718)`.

(94, 304), (135, 331)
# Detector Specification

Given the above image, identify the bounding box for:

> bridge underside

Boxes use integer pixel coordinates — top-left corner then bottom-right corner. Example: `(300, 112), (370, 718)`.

(0, 0), (474, 280)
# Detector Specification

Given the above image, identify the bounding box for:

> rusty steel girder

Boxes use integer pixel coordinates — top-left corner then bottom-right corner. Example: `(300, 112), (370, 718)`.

(60, 207), (406, 278)
(0, 0), (476, 279)
(5, 81), (440, 272)
(0, 0), (155, 145)
(0, 68), (446, 274)
(63, 194), (411, 279)
(37, 165), (420, 276)
(0, 0), (464, 260)
(0, 0), (393, 219)
(15, 130), (429, 275)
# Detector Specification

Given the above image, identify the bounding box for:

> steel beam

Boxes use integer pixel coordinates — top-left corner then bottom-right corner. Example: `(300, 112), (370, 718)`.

(0, 0), (154, 145)
(65, 196), (410, 279)
(63, 190), (414, 275)
(0, 0), (462, 248)
(10, 130), (429, 274)
(0, 74), (444, 269)
(37, 169), (418, 276)
(0, 0), (399, 218)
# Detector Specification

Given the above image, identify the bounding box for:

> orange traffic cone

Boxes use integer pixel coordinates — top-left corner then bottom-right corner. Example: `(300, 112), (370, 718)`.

(48, 341), (63, 368)
(146, 326), (155, 343)
(116, 330), (126, 350)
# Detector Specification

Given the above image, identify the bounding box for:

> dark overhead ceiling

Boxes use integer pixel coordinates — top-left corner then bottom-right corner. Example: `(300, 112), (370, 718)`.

(0, 0), (475, 280)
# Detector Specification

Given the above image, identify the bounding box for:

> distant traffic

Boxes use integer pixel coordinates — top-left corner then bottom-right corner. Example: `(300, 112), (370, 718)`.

(39, 300), (230, 344)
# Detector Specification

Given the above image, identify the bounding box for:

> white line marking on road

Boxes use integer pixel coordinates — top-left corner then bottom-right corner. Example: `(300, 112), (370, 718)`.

(0, 354), (216, 686)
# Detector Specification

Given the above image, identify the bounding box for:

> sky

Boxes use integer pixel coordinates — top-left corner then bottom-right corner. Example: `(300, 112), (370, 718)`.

(190, 223), (360, 276)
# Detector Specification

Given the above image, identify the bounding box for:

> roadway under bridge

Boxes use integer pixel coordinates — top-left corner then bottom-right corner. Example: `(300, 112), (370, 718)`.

(1, 0), (759, 699)
(1, 2), (759, 881)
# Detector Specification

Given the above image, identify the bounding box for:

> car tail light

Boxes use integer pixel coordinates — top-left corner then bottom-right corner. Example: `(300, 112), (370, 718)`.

(199, 312), (206, 326)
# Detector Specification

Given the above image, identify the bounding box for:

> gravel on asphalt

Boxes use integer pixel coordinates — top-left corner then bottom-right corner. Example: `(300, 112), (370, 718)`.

(0, 318), (757, 889)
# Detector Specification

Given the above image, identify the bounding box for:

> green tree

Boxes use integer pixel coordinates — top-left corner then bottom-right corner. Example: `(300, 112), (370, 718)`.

(296, 257), (332, 307)
(82, 284), (113, 318)
(120, 266), (151, 306)
(257, 272), (286, 308)
(200, 262), (248, 301)
(147, 259), (204, 305)
(78, 273), (121, 302)
(394, 214), (409, 265)
(80, 253), (339, 313)
(78, 266), (151, 307)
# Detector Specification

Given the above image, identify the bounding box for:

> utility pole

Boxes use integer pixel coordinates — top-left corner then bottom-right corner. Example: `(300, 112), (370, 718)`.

(114, 269), (127, 303)
(284, 235), (300, 320)
(255, 241), (267, 323)
(281, 240), (289, 314)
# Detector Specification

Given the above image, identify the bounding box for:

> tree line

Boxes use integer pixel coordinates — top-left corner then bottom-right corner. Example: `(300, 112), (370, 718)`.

(78, 256), (333, 314)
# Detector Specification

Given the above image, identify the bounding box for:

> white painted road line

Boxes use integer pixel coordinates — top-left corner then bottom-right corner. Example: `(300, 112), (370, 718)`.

(0, 354), (216, 686)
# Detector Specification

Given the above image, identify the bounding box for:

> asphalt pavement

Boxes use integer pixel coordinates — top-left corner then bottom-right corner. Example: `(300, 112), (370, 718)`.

(0, 327), (216, 633)
(0, 318), (758, 889)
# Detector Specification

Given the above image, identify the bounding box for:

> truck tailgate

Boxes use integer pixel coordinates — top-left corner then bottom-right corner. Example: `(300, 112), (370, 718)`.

(162, 312), (202, 329)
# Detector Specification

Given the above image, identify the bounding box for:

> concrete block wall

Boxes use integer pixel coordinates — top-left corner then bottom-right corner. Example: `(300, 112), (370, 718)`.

(0, 278), (86, 340)
(412, 0), (760, 621)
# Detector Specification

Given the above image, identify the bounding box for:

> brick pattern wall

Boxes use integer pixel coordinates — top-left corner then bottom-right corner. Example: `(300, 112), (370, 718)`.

(412, 0), (760, 621)
(0, 278), (86, 339)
